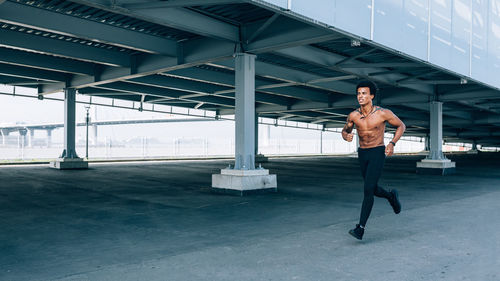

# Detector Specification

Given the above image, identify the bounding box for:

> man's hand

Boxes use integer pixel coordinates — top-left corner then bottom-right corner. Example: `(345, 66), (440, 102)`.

(342, 114), (355, 142)
(385, 143), (394, 156)
(345, 133), (354, 142)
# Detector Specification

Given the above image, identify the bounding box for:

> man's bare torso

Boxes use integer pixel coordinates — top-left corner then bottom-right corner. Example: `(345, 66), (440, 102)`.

(351, 106), (386, 148)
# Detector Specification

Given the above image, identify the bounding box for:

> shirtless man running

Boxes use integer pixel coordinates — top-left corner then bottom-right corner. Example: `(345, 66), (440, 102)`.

(342, 80), (406, 240)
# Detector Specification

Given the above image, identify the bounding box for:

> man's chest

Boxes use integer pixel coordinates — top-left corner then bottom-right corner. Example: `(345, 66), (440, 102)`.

(354, 115), (386, 130)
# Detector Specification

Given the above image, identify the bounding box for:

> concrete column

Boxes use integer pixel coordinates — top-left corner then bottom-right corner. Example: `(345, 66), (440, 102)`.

(467, 140), (479, 154)
(417, 101), (455, 175)
(428, 101), (445, 160)
(46, 129), (52, 148)
(63, 88), (77, 158)
(1, 129), (6, 146)
(19, 128), (28, 148)
(50, 88), (88, 169)
(234, 53), (256, 170)
(18, 129), (27, 159)
(93, 124), (98, 146)
(212, 53), (276, 195)
(28, 129), (34, 148)
(320, 130), (323, 154)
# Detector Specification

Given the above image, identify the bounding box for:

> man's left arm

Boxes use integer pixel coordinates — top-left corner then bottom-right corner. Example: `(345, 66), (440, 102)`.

(383, 109), (406, 156)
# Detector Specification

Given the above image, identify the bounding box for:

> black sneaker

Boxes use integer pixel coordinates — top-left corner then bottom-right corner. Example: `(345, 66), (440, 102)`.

(389, 189), (401, 214)
(348, 224), (364, 240)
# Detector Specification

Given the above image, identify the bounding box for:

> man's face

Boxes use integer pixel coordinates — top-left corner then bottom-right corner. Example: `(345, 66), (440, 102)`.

(357, 87), (374, 106)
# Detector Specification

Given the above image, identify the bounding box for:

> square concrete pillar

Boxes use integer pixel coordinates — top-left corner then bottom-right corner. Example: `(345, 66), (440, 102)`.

(50, 88), (88, 170)
(212, 168), (277, 196)
(212, 53), (276, 194)
(417, 101), (455, 175)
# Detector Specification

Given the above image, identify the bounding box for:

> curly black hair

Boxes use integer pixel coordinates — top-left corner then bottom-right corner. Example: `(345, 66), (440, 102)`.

(356, 80), (378, 98)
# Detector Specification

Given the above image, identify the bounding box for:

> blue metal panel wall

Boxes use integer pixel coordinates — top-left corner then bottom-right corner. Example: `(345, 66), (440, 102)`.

(256, 0), (500, 88)
(333, 0), (372, 39)
(289, 0), (372, 38)
(471, 0), (489, 83)
(402, 0), (430, 61)
(450, 0), (471, 75)
(292, 0), (334, 25)
(263, 0), (288, 9)
(373, 0), (429, 61)
(429, 0), (453, 72)
(486, 0), (500, 87)
(374, 0), (404, 54)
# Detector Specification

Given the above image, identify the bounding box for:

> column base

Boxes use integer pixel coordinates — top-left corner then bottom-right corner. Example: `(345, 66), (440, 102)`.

(255, 154), (269, 163)
(416, 159), (455, 175)
(466, 149), (479, 154)
(212, 168), (277, 196)
(50, 158), (88, 170)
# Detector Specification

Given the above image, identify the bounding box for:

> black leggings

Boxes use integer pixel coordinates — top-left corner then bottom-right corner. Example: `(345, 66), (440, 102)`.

(358, 146), (392, 227)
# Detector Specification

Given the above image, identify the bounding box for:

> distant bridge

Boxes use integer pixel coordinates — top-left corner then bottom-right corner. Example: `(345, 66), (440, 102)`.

(0, 118), (218, 147)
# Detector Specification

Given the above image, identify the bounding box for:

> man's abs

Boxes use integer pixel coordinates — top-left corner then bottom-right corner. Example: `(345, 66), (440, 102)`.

(357, 127), (385, 148)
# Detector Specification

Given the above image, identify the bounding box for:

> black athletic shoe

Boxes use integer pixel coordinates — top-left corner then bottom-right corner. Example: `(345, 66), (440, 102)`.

(390, 189), (401, 214)
(349, 224), (364, 240)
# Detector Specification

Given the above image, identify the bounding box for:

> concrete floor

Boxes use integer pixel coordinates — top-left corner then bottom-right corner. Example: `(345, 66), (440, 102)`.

(0, 152), (499, 281)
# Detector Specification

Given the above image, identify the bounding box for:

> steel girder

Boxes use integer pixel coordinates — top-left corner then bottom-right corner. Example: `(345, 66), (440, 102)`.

(0, 1), (178, 55)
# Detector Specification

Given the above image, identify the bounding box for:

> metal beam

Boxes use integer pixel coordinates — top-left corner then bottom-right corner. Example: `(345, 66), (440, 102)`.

(0, 75), (51, 86)
(244, 18), (340, 53)
(0, 1), (177, 56)
(38, 54), (180, 94)
(440, 89), (500, 101)
(396, 70), (441, 83)
(129, 7), (239, 42)
(399, 79), (464, 85)
(340, 62), (422, 68)
(274, 45), (434, 95)
(38, 37), (238, 94)
(93, 81), (189, 98)
(0, 62), (69, 82)
(92, 81), (236, 107)
(474, 114), (500, 124)
(169, 65), (333, 103)
(168, 67), (235, 87)
(406, 103), (473, 120)
(334, 49), (376, 66)
(246, 13), (280, 43)
(37, 20), (346, 94)
(130, 74), (292, 105)
(253, 89), (484, 123)
(129, 75), (229, 95)
(121, 0), (242, 9)
(71, 68), (289, 106)
(456, 130), (500, 138)
(69, 0), (239, 42)
(0, 47), (95, 76)
(0, 27), (130, 67)
(213, 60), (355, 95)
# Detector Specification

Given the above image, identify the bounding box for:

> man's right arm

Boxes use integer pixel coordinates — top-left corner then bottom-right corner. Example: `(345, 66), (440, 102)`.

(342, 113), (355, 142)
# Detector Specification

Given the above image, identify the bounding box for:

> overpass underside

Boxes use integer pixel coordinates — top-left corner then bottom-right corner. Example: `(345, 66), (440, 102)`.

(0, 0), (499, 180)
